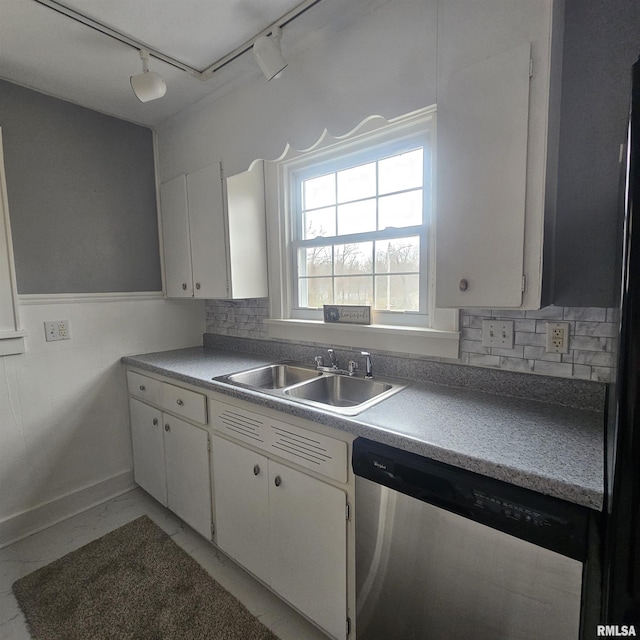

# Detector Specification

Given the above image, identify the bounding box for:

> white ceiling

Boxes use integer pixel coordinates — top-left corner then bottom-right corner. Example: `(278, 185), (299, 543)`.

(0, 0), (353, 127)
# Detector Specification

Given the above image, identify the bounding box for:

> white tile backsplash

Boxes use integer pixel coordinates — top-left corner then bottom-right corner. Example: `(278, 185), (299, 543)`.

(460, 306), (619, 382)
(205, 301), (620, 382)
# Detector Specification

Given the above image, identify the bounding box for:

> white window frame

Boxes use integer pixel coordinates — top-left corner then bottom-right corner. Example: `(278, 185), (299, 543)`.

(0, 128), (26, 356)
(265, 108), (459, 359)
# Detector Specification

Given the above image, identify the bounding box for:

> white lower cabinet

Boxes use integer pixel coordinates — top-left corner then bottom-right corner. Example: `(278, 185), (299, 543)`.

(212, 434), (348, 640)
(164, 414), (212, 540)
(129, 396), (212, 540)
(130, 397), (166, 505)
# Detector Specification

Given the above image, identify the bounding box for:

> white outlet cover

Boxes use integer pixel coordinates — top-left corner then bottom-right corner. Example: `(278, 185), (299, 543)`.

(44, 320), (70, 342)
(546, 322), (570, 354)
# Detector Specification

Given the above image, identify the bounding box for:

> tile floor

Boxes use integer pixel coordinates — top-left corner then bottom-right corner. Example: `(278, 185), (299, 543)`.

(0, 488), (329, 640)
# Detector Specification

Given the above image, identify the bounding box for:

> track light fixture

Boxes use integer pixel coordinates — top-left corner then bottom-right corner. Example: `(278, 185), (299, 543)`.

(253, 26), (288, 81)
(130, 49), (167, 103)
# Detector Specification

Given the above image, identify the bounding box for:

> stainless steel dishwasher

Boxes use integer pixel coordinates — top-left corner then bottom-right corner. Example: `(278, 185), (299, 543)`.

(353, 438), (591, 640)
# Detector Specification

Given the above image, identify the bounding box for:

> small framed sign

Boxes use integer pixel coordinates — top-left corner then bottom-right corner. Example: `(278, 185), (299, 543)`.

(323, 305), (371, 325)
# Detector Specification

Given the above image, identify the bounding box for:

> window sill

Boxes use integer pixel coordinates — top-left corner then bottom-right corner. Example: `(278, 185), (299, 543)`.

(264, 319), (459, 359)
(0, 330), (27, 356)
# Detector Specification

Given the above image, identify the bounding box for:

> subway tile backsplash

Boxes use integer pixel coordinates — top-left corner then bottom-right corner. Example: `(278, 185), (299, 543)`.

(460, 307), (619, 382)
(205, 300), (619, 383)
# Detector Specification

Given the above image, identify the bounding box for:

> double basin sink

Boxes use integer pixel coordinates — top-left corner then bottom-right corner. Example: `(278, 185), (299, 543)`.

(215, 361), (405, 416)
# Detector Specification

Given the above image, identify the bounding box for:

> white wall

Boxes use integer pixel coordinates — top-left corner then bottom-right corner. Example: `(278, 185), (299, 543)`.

(0, 295), (204, 546)
(157, 0), (438, 179)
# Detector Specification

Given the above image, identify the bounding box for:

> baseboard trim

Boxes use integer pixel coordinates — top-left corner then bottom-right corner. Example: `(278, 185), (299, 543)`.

(0, 470), (135, 549)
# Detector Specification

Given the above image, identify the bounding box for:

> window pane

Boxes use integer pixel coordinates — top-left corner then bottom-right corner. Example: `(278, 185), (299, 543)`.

(303, 174), (335, 210)
(378, 148), (423, 195)
(375, 274), (420, 311)
(337, 200), (376, 235)
(378, 190), (423, 229)
(304, 206), (336, 239)
(334, 242), (373, 276)
(299, 277), (332, 308)
(299, 246), (332, 277)
(335, 276), (373, 305)
(337, 162), (376, 203)
(375, 237), (420, 273)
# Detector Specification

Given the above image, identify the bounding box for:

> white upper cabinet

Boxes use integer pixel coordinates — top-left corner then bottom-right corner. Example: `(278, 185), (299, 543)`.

(159, 173), (193, 298)
(435, 0), (563, 309)
(160, 161), (268, 299)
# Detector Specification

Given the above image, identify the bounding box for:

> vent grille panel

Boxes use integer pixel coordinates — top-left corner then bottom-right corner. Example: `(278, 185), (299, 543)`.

(219, 409), (265, 443)
(211, 400), (347, 483)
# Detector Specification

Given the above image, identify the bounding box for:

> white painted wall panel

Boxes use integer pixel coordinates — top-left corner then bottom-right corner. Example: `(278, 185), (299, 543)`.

(0, 296), (204, 542)
(156, 0), (438, 178)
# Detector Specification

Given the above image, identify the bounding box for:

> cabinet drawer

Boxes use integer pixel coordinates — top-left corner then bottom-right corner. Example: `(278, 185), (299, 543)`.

(162, 382), (207, 425)
(127, 371), (162, 405)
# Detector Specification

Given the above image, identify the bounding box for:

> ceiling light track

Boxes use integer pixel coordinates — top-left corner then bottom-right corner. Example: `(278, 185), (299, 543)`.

(33, 0), (323, 80)
(33, 0), (196, 75)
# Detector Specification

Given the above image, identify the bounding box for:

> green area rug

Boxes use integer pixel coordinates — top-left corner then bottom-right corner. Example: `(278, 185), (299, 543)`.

(13, 515), (280, 640)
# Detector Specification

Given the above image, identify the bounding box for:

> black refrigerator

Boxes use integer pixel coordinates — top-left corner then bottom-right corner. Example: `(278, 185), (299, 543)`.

(604, 53), (640, 625)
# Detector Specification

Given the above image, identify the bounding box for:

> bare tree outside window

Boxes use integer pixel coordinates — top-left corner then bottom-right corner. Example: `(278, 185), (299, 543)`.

(295, 146), (426, 316)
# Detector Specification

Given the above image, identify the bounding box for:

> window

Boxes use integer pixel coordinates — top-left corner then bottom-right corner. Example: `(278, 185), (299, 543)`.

(265, 108), (459, 359)
(293, 142), (428, 326)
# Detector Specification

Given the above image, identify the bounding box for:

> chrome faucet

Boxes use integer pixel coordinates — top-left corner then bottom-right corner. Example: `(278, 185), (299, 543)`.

(327, 348), (339, 370)
(313, 348), (373, 378)
(361, 351), (373, 378)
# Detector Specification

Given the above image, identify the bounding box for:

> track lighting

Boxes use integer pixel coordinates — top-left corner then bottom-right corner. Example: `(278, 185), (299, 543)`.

(130, 49), (166, 103)
(253, 26), (288, 81)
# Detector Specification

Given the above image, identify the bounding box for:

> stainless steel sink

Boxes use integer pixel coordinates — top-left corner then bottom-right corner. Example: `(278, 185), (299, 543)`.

(215, 360), (405, 416)
(284, 375), (399, 412)
(224, 362), (321, 390)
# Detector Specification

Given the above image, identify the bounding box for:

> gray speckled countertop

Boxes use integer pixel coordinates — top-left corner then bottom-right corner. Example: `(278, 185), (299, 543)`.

(121, 346), (604, 511)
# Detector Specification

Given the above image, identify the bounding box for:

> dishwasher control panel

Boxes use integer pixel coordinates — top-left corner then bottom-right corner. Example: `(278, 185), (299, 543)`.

(352, 437), (591, 561)
(471, 489), (569, 531)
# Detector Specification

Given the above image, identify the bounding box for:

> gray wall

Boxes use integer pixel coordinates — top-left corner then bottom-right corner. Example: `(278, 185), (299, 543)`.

(553, 0), (640, 307)
(0, 80), (162, 294)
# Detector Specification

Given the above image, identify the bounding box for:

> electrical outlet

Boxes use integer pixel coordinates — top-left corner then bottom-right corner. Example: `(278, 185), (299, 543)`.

(481, 320), (514, 348)
(546, 322), (569, 354)
(227, 306), (235, 324)
(44, 320), (70, 342)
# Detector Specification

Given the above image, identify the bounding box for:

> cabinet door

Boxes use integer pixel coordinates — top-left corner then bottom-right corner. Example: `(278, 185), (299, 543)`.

(436, 43), (531, 308)
(129, 398), (167, 506)
(212, 436), (270, 583)
(225, 161), (268, 298)
(187, 163), (229, 299)
(164, 415), (212, 540)
(269, 461), (347, 640)
(160, 174), (194, 298)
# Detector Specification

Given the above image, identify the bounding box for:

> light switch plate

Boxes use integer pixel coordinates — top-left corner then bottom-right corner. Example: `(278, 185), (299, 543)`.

(44, 320), (70, 342)
(481, 320), (514, 348)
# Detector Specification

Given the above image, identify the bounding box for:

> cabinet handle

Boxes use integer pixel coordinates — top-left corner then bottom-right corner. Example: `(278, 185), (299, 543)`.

(176, 399), (184, 406)
(253, 465), (260, 476)
(195, 282), (201, 290)
(152, 418), (158, 426)
(164, 424), (170, 432)
(139, 385), (146, 391)
(459, 278), (469, 292)
(182, 283), (187, 290)
(274, 475), (282, 487)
